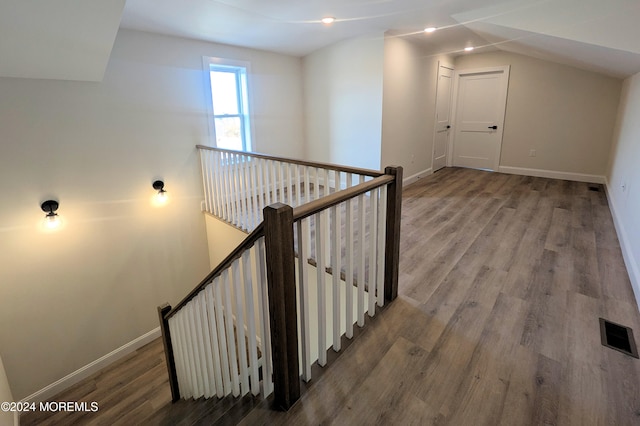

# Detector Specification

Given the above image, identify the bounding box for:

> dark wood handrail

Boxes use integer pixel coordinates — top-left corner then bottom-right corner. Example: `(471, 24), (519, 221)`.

(292, 174), (394, 222)
(164, 223), (265, 320)
(166, 174), (394, 320)
(196, 144), (384, 178)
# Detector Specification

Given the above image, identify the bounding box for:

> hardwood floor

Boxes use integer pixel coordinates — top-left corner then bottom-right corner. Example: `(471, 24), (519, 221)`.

(240, 168), (640, 425)
(23, 167), (640, 425)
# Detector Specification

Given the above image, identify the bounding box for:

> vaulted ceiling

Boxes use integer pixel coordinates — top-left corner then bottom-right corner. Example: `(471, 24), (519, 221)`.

(2, 0), (640, 82)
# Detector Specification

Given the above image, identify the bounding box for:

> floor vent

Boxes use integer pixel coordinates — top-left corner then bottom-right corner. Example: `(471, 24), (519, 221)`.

(588, 186), (601, 192)
(599, 318), (639, 358)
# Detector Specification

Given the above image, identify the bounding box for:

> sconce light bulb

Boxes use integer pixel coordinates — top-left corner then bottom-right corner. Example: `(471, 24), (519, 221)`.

(45, 213), (61, 229)
(156, 190), (168, 204)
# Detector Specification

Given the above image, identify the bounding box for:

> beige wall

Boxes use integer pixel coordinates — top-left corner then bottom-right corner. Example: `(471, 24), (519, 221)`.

(204, 214), (248, 268)
(0, 29), (305, 400)
(381, 34), (453, 180)
(607, 71), (640, 308)
(455, 51), (621, 176)
(303, 34), (384, 170)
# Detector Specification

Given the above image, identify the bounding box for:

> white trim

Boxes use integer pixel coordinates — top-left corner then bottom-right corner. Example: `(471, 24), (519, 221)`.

(498, 166), (605, 184)
(403, 168), (433, 186)
(605, 180), (640, 310)
(20, 328), (161, 405)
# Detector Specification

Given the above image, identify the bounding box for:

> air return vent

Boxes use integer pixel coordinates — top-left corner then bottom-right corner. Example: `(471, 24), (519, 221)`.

(599, 318), (639, 358)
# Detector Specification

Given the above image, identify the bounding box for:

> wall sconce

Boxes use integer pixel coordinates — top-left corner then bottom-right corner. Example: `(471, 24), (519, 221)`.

(152, 180), (168, 204)
(41, 200), (61, 229)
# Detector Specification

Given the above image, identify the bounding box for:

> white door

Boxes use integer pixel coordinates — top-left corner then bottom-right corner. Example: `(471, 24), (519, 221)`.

(451, 66), (510, 171)
(432, 63), (454, 172)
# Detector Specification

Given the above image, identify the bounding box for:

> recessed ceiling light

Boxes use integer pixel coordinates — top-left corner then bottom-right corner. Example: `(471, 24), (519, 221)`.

(321, 17), (335, 25)
(424, 27), (437, 33)
(464, 46), (475, 52)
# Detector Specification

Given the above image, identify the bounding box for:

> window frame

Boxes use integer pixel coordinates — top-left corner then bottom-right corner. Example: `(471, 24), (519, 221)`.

(203, 56), (254, 152)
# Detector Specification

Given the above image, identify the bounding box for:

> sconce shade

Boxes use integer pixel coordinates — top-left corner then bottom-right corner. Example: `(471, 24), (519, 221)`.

(152, 180), (165, 191)
(41, 200), (59, 215)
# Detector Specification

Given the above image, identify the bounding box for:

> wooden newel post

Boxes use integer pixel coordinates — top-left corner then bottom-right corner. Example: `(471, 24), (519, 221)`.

(157, 303), (180, 402)
(384, 166), (403, 302)
(263, 203), (301, 410)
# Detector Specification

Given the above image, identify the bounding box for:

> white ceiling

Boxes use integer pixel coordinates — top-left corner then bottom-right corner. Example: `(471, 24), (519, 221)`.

(2, 0), (640, 81)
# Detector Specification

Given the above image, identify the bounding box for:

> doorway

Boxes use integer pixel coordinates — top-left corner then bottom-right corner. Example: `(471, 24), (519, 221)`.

(432, 62), (454, 172)
(451, 66), (510, 171)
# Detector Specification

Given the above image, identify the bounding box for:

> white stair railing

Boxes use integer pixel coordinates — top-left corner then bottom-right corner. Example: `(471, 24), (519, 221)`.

(159, 150), (403, 411)
(158, 225), (273, 401)
(293, 174), (391, 381)
(197, 145), (382, 232)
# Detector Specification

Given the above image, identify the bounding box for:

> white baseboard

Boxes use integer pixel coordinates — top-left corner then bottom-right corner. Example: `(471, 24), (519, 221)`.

(604, 181), (640, 310)
(403, 168), (433, 186)
(20, 327), (161, 405)
(498, 166), (605, 184)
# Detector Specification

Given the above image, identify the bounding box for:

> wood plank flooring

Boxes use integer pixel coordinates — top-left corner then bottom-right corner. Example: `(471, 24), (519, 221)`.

(240, 167), (640, 425)
(23, 167), (640, 425)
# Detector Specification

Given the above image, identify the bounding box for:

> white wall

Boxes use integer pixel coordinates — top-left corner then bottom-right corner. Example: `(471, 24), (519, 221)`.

(381, 34), (453, 181)
(455, 51), (621, 179)
(607, 71), (640, 308)
(0, 28), (304, 400)
(303, 34), (384, 170)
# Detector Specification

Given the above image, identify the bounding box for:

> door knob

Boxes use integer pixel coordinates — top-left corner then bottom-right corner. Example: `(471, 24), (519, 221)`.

(446, 125), (451, 129)
(488, 125), (498, 129)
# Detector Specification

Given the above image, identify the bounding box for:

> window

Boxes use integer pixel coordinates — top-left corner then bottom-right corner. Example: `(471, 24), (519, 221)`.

(204, 57), (252, 151)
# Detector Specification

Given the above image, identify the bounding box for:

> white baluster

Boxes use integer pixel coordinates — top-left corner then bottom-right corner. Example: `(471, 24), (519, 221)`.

(295, 164), (302, 207)
(315, 211), (327, 366)
(199, 151), (211, 215)
(242, 250), (260, 396)
(223, 153), (234, 225)
(168, 315), (188, 399)
(239, 155), (250, 230)
(187, 303), (205, 397)
(204, 285), (225, 398)
(256, 238), (273, 395)
(232, 258), (250, 395)
(271, 161), (280, 204)
(221, 269), (240, 397)
(313, 167), (320, 200)
(331, 203), (341, 352)
(181, 306), (199, 397)
(232, 154), (244, 229)
(344, 173), (354, 338)
(278, 161), (286, 205)
(357, 180), (366, 326)
(256, 158), (266, 221)
(368, 189), (378, 317)
(296, 219), (312, 381)
(213, 277), (232, 395)
(377, 185), (387, 307)
(193, 295), (212, 398)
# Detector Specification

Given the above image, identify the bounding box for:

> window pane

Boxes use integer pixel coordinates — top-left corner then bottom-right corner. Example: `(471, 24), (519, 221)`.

(214, 116), (243, 150)
(210, 70), (239, 115)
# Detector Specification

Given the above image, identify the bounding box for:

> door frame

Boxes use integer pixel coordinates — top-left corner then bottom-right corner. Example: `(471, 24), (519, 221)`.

(431, 60), (455, 172)
(448, 65), (510, 171)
